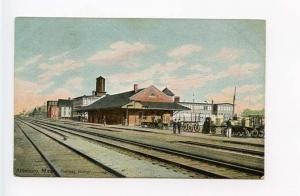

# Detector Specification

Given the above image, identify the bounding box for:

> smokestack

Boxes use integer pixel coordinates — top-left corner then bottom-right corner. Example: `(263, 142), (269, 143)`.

(174, 96), (180, 102)
(134, 84), (138, 93)
(96, 76), (106, 96)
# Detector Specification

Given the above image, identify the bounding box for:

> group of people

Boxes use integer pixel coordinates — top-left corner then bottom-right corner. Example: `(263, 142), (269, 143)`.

(172, 119), (182, 134)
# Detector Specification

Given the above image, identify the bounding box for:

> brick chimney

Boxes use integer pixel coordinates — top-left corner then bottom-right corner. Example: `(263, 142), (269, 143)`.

(96, 76), (106, 96)
(134, 84), (138, 93)
(174, 96), (180, 102)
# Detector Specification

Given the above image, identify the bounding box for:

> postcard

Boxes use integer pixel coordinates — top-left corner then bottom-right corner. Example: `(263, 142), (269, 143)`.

(14, 18), (265, 178)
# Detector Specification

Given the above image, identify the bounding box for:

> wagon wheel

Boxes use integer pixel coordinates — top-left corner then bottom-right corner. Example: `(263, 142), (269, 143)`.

(150, 123), (155, 129)
(239, 131), (244, 137)
(251, 129), (259, 137)
(243, 128), (250, 137)
(233, 129), (239, 137)
(259, 128), (265, 138)
(221, 128), (226, 136)
(195, 125), (201, 133)
(188, 124), (193, 132)
(210, 127), (216, 134)
(182, 123), (187, 131)
(192, 124), (197, 133)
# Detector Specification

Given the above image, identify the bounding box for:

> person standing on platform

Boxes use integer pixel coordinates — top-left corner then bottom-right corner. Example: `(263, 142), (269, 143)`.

(103, 115), (106, 127)
(172, 119), (177, 134)
(226, 119), (232, 137)
(177, 119), (182, 134)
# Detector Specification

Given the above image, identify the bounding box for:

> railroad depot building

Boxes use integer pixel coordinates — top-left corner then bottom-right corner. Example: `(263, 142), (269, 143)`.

(79, 80), (189, 126)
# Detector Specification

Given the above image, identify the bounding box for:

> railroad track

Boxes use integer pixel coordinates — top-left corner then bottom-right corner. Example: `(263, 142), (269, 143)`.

(26, 118), (264, 178)
(175, 141), (264, 156)
(15, 120), (122, 177)
(41, 119), (264, 155)
(17, 119), (217, 178)
(58, 119), (265, 148)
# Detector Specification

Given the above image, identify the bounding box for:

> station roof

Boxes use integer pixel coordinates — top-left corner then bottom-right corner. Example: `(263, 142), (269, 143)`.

(141, 102), (190, 111)
(214, 103), (234, 105)
(73, 94), (103, 99)
(162, 87), (175, 96)
(79, 88), (189, 111)
(80, 89), (143, 111)
(178, 101), (233, 106)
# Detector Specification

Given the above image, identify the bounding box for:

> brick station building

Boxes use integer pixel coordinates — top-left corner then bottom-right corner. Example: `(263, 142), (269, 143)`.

(79, 78), (189, 126)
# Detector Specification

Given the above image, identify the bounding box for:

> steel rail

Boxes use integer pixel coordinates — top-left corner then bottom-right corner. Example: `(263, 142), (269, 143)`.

(32, 119), (264, 177)
(53, 119), (265, 148)
(30, 120), (229, 178)
(15, 121), (61, 177)
(17, 119), (125, 178)
(176, 141), (264, 156)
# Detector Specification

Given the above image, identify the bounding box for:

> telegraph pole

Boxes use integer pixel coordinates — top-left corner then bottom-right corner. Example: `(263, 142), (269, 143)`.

(192, 92), (195, 122)
(232, 87), (236, 117)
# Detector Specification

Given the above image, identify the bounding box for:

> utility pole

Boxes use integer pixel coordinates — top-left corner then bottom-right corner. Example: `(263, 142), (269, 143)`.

(192, 92), (195, 122)
(232, 87), (236, 118)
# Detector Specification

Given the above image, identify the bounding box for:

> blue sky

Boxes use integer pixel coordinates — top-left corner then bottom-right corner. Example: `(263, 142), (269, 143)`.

(14, 18), (265, 114)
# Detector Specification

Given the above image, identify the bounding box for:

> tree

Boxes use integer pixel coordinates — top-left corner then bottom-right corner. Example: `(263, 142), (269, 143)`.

(241, 108), (264, 117)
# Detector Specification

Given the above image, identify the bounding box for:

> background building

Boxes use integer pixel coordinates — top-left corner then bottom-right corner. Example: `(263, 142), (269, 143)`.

(72, 95), (103, 121)
(47, 101), (58, 118)
(72, 76), (106, 121)
(174, 101), (213, 125)
(58, 99), (72, 119)
(213, 103), (234, 121)
(174, 101), (234, 125)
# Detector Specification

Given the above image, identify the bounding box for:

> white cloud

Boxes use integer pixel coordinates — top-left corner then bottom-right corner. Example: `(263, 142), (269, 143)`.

(15, 54), (44, 73)
(161, 62), (260, 96)
(66, 77), (84, 91)
(190, 64), (212, 73)
(24, 54), (43, 65)
(205, 85), (264, 114)
(218, 84), (259, 96)
(213, 63), (260, 79)
(87, 41), (154, 65)
(168, 44), (202, 60)
(38, 59), (84, 81)
(108, 61), (184, 84)
(161, 74), (208, 95)
(106, 60), (260, 96)
(48, 51), (70, 61)
(105, 61), (185, 93)
(152, 61), (185, 72)
(215, 48), (243, 61)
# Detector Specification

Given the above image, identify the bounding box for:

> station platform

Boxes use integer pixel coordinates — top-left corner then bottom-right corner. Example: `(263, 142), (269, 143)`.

(107, 125), (264, 146)
(54, 119), (264, 146)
